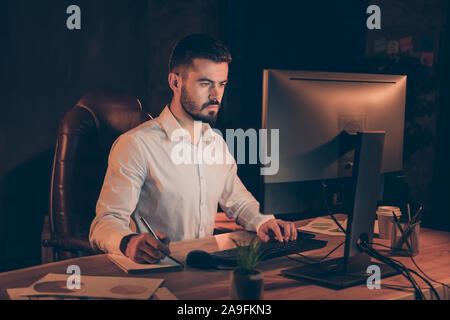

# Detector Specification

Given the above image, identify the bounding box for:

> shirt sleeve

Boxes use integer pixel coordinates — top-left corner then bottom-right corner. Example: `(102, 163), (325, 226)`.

(89, 133), (146, 255)
(218, 152), (275, 233)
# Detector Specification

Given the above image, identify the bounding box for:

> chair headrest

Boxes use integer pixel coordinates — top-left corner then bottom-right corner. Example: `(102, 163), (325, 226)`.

(75, 90), (152, 134)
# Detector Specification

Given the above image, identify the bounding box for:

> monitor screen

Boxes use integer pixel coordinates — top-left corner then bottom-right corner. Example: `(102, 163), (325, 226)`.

(260, 69), (406, 215)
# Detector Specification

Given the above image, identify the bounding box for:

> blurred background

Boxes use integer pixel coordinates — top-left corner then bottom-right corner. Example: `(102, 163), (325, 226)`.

(1, 0), (449, 272)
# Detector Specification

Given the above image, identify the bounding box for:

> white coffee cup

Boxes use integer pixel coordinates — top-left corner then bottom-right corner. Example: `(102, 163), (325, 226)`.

(376, 206), (402, 239)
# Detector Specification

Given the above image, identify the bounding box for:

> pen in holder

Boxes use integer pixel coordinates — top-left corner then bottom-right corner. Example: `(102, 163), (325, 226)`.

(391, 220), (420, 257)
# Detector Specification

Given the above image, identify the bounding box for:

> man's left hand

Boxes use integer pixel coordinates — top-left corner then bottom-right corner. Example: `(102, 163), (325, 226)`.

(257, 219), (297, 243)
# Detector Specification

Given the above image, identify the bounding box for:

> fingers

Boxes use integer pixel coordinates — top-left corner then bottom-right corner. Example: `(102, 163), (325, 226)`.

(279, 221), (297, 241)
(282, 222), (291, 241)
(140, 239), (167, 260)
(144, 233), (171, 256)
(156, 230), (171, 246)
(258, 220), (283, 243)
(272, 222), (284, 242)
(257, 228), (270, 243)
(289, 221), (298, 241)
(257, 219), (298, 243)
(135, 249), (159, 264)
(263, 220), (284, 242)
(125, 232), (171, 264)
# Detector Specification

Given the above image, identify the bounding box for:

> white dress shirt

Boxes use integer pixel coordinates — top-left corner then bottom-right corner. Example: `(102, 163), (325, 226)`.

(89, 105), (274, 255)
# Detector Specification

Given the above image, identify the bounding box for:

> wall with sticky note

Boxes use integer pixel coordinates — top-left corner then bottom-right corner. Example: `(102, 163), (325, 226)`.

(364, 0), (450, 231)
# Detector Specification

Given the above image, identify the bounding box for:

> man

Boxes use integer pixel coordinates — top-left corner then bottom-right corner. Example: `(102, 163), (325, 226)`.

(89, 34), (297, 264)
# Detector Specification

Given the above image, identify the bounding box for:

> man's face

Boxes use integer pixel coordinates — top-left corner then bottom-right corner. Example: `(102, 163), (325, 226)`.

(178, 58), (228, 125)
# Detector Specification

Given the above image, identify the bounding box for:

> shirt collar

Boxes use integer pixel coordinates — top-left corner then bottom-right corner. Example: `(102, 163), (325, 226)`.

(157, 105), (215, 143)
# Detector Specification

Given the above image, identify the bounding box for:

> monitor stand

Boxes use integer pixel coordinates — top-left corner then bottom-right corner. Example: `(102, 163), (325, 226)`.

(282, 132), (400, 289)
(281, 257), (398, 289)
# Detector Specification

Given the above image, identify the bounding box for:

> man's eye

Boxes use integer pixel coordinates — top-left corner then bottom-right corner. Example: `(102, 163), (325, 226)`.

(200, 83), (210, 87)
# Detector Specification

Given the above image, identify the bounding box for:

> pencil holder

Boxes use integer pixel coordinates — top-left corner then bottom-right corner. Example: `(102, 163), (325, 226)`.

(390, 221), (420, 257)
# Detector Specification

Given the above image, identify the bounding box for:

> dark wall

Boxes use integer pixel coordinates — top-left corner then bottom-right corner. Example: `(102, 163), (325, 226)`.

(432, 1), (450, 232)
(364, 0), (449, 232)
(146, 0), (224, 115)
(0, 0), (222, 272)
(0, 0), (150, 272)
(0, 0), (449, 272)
(217, 1), (368, 201)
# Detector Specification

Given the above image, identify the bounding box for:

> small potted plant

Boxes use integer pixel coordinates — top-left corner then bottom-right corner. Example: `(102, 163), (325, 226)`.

(229, 237), (265, 300)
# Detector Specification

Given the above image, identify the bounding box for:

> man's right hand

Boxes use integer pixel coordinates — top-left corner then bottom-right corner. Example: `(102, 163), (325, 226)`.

(121, 232), (171, 264)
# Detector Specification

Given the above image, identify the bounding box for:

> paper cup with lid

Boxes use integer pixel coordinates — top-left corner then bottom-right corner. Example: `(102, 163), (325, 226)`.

(376, 206), (402, 239)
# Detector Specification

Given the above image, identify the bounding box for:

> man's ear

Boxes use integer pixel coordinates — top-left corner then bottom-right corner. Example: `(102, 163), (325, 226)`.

(168, 72), (181, 92)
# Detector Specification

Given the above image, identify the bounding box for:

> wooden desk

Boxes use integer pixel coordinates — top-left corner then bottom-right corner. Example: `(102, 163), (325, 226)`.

(1, 216), (449, 300)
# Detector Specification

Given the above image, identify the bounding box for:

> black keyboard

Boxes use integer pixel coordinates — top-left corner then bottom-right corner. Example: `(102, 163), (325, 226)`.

(209, 231), (328, 267)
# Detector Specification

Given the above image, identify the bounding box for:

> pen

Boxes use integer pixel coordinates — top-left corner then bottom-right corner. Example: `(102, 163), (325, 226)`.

(392, 211), (412, 251)
(411, 205), (424, 225)
(139, 216), (183, 265)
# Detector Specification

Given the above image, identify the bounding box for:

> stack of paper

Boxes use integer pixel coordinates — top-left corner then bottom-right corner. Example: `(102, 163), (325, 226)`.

(7, 273), (178, 300)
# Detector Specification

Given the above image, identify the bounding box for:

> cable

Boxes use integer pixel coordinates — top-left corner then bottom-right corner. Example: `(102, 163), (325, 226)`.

(358, 239), (422, 297)
(362, 241), (427, 299)
(288, 235), (427, 299)
(294, 241), (345, 264)
(366, 241), (449, 292)
(390, 215), (444, 298)
(358, 239), (426, 299)
(313, 182), (443, 298)
(410, 255), (450, 291)
(365, 242), (440, 299)
(286, 182), (347, 266)
(320, 181), (347, 235)
(408, 268), (441, 300)
(287, 236), (440, 299)
(356, 238), (441, 300)
(370, 212), (432, 300)
(287, 241), (344, 264)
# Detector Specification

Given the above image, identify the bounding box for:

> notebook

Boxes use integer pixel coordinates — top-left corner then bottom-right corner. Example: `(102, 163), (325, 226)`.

(108, 254), (184, 274)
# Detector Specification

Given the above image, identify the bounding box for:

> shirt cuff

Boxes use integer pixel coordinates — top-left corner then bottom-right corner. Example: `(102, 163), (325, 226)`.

(245, 214), (275, 233)
(93, 230), (137, 256)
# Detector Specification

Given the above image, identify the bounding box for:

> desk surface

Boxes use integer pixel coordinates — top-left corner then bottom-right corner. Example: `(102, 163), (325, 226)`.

(1, 216), (449, 300)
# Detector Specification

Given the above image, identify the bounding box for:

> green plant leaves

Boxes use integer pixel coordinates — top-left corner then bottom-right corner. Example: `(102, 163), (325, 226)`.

(230, 237), (265, 271)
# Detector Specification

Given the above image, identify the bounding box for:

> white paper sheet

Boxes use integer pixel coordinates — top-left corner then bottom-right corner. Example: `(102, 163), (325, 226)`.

(7, 273), (164, 300)
(298, 217), (379, 236)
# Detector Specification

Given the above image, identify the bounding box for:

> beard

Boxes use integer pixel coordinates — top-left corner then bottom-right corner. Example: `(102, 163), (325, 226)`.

(180, 85), (220, 126)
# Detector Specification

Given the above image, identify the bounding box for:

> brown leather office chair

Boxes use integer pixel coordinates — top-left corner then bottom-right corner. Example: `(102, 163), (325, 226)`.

(42, 91), (152, 261)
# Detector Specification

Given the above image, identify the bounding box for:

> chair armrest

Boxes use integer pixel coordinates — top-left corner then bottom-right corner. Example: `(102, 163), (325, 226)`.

(42, 237), (101, 254)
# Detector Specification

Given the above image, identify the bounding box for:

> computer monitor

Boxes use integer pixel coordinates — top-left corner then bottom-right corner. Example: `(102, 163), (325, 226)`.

(260, 69), (406, 216)
(260, 69), (407, 288)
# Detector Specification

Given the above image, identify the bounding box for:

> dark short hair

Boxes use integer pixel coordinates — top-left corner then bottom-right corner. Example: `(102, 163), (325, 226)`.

(168, 34), (232, 74)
